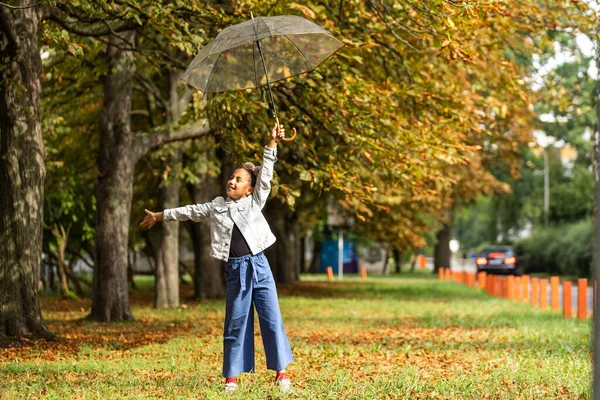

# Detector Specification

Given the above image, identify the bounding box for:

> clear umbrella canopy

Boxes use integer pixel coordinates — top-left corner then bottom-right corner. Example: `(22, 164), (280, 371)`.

(181, 15), (344, 94)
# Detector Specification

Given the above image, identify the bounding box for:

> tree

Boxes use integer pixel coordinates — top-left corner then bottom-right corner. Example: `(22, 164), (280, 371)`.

(0, 2), (53, 342)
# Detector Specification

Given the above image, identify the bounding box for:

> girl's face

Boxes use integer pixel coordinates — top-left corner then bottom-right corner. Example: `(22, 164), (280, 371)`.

(227, 169), (254, 200)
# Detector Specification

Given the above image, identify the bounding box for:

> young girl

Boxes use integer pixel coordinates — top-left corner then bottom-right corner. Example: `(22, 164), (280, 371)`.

(140, 123), (295, 393)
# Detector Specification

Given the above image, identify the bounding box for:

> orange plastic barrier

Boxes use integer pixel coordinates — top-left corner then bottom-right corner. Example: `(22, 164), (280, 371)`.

(539, 279), (548, 310)
(419, 255), (426, 269)
(507, 276), (515, 300)
(478, 271), (486, 290)
(531, 278), (539, 306)
(578, 279), (587, 320)
(522, 275), (530, 302)
(563, 281), (572, 318)
(515, 276), (522, 301)
(438, 268), (444, 281)
(445, 268), (451, 282)
(550, 276), (559, 312)
(360, 266), (367, 279)
(326, 266), (334, 281)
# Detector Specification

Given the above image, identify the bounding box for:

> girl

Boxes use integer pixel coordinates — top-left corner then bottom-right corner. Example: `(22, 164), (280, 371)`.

(140, 123), (295, 393)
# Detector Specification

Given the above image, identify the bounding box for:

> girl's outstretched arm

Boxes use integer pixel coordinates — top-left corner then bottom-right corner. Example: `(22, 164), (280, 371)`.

(140, 202), (213, 229)
(140, 209), (163, 229)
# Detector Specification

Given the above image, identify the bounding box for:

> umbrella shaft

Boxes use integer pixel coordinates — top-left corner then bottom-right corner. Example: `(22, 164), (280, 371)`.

(253, 18), (277, 120)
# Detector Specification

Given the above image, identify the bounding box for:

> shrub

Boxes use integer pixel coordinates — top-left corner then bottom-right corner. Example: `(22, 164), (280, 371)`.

(514, 219), (593, 278)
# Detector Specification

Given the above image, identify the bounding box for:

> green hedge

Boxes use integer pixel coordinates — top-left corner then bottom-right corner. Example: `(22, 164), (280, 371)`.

(514, 219), (593, 278)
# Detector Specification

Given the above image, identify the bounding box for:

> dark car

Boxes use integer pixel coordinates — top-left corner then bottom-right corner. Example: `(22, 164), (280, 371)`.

(476, 245), (522, 276)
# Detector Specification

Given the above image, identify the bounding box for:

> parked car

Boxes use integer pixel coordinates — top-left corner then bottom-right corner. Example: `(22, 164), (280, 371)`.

(476, 245), (522, 276)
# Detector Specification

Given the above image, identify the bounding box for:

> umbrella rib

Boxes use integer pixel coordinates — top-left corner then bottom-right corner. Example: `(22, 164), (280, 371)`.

(282, 35), (314, 70)
(206, 51), (226, 92)
(252, 42), (259, 88)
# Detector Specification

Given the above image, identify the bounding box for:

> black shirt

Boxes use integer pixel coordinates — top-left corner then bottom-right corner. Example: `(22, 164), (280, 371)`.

(229, 223), (252, 257)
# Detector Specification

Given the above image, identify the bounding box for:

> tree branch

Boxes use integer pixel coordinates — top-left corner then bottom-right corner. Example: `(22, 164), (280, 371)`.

(0, 0), (46, 10)
(46, 7), (137, 37)
(133, 123), (212, 161)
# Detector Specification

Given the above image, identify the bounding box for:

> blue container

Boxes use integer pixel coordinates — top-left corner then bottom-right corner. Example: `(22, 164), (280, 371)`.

(320, 239), (358, 274)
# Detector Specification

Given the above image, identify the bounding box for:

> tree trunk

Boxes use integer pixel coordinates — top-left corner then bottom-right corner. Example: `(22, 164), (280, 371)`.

(309, 238), (322, 273)
(434, 223), (452, 273)
(393, 248), (402, 273)
(265, 205), (300, 284)
(0, 4), (53, 341)
(90, 31), (136, 322)
(53, 224), (72, 298)
(592, 26), (600, 400)
(155, 152), (181, 308)
(186, 168), (226, 299)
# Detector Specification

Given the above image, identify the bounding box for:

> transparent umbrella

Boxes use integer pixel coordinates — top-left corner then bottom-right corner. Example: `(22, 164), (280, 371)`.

(180, 14), (344, 141)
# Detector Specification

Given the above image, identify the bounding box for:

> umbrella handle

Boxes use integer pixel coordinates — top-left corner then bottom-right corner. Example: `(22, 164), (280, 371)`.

(275, 117), (297, 142)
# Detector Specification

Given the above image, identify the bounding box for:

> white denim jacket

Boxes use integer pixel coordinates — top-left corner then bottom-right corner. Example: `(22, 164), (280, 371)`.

(163, 146), (277, 262)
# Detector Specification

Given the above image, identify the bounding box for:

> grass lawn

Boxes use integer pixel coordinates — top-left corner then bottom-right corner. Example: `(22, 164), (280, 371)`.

(0, 271), (591, 399)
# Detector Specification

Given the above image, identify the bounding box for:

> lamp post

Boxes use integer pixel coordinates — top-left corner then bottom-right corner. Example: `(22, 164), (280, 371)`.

(449, 239), (460, 270)
(544, 149), (549, 230)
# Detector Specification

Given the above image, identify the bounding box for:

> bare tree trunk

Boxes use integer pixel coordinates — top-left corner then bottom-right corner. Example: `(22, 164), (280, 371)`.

(186, 165), (226, 299)
(90, 31), (136, 322)
(592, 26), (600, 400)
(309, 238), (322, 273)
(434, 223), (452, 273)
(392, 248), (402, 273)
(265, 206), (300, 284)
(155, 153), (181, 308)
(0, 3), (53, 342)
(53, 224), (72, 298)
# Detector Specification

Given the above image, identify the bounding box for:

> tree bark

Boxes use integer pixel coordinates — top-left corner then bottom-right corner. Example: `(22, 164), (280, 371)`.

(434, 223), (452, 273)
(186, 168), (226, 299)
(53, 224), (72, 298)
(0, 3), (53, 341)
(265, 205), (301, 284)
(155, 151), (181, 308)
(309, 238), (322, 273)
(90, 31), (137, 322)
(592, 25), (600, 400)
(392, 248), (402, 273)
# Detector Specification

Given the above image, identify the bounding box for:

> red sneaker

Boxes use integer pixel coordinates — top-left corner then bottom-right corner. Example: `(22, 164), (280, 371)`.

(224, 377), (238, 393)
(275, 371), (291, 393)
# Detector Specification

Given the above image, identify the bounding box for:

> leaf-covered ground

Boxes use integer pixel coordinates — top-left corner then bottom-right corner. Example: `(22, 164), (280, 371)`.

(0, 273), (591, 399)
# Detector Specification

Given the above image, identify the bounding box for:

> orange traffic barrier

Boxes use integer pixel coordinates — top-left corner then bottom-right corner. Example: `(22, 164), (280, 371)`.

(438, 268), (444, 281)
(531, 278), (539, 306)
(495, 276), (502, 297)
(539, 279), (548, 310)
(563, 281), (572, 318)
(550, 276), (559, 312)
(419, 255), (426, 269)
(360, 266), (367, 279)
(515, 276), (522, 301)
(578, 278), (587, 320)
(501, 276), (508, 298)
(522, 275), (530, 302)
(507, 275), (515, 299)
(326, 266), (334, 281)
(445, 268), (451, 282)
(478, 271), (486, 290)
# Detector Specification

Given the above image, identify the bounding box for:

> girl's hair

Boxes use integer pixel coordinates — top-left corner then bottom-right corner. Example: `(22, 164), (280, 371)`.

(240, 162), (261, 187)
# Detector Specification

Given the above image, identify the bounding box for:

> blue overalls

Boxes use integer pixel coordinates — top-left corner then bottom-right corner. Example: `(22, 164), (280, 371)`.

(222, 252), (294, 378)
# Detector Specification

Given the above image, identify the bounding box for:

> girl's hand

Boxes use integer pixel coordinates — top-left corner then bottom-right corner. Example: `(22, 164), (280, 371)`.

(271, 122), (285, 142)
(140, 209), (163, 229)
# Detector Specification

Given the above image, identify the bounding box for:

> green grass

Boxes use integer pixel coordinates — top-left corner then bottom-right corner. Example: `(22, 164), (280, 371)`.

(0, 273), (592, 399)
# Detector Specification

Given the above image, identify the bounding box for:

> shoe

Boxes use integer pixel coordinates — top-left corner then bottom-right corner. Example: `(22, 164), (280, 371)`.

(224, 377), (238, 393)
(275, 371), (291, 394)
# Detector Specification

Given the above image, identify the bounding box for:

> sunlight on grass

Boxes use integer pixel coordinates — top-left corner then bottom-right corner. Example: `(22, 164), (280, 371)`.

(0, 274), (592, 399)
